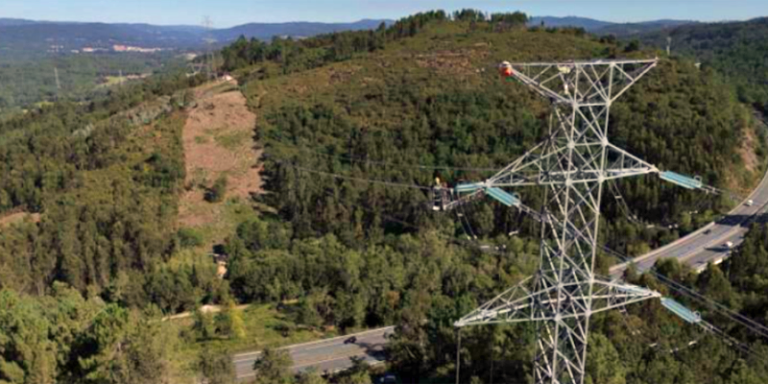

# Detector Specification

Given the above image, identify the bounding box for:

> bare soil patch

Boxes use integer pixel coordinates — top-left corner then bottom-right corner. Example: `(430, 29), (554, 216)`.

(178, 80), (262, 229)
(162, 303), (250, 322)
(413, 49), (489, 76)
(0, 211), (41, 228)
(328, 65), (361, 84)
(739, 125), (759, 173)
(725, 123), (762, 195)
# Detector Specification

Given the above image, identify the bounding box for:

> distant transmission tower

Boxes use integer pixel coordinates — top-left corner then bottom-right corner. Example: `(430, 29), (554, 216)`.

(202, 16), (217, 80)
(54, 67), (61, 93)
(449, 58), (661, 384)
(667, 36), (672, 56)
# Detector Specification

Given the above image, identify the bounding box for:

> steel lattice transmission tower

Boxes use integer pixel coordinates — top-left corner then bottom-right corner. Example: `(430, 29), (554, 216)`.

(451, 58), (660, 384)
(202, 16), (217, 80)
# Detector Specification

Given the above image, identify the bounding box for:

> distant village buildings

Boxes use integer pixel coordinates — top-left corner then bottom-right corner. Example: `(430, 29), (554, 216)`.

(46, 44), (64, 53)
(73, 45), (169, 54)
(112, 44), (166, 53)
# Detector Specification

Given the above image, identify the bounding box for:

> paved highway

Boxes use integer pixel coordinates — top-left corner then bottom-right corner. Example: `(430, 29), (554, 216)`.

(611, 168), (768, 278)
(232, 167), (768, 379)
(233, 326), (393, 381)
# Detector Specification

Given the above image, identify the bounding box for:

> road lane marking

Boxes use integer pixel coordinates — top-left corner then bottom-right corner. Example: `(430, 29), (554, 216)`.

(233, 340), (385, 364)
(679, 227), (747, 265)
(237, 350), (384, 379)
(232, 326), (394, 362)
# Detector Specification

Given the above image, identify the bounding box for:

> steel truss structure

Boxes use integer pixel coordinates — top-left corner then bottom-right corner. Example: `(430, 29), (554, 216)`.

(453, 59), (660, 384)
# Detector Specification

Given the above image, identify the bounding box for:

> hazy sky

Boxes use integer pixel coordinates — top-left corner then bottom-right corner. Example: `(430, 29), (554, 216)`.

(2, 0), (767, 27)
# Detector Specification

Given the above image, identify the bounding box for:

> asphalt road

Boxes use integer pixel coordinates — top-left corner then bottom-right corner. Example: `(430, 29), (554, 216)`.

(233, 326), (394, 381)
(232, 168), (768, 380)
(610, 168), (768, 278)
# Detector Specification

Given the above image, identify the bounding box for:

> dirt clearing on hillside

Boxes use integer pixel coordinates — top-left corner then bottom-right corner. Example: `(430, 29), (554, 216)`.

(178, 80), (262, 232)
(739, 125), (759, 173)
(413, 49), (489, 76)
(0, 212), (41, 228)
(725, 121), (764, 196)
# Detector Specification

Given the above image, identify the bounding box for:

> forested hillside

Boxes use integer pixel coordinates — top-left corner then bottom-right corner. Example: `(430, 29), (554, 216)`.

(227, 10), (760, 260)
(594, 19), (696, 37)
(639, 17), (768, 113)
(0, 72), (208, 296)
(0, 69), (230, 382)
(0, 52), (188, 116)
(224, 10), (768, 383)
(0, 9), (767, 384)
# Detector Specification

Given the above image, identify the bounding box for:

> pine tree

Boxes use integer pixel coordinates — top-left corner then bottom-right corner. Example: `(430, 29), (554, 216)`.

(199, 347), (235, 384)
(252, 348), (294, 384)
(216, 300), (246, 339)
(193, 305), (216, 341)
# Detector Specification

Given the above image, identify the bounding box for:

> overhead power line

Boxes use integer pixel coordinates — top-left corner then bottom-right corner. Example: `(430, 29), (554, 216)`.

(272, 158), (433, 191)
(276, 162), (767, 359)
(266, 140), (502, 172)
(603, 245), (768, 345)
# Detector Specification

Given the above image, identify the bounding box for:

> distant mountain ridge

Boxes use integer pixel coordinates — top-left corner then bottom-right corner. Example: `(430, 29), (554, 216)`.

(211, 19), (388, 42)
(0, 15), (698, 59)
(528, 16), (696, 36)
(528, 16), (613, 30)
(0, 18), (393, 59)
(594, 19), (698, 37)
(0, 18), (40, 26)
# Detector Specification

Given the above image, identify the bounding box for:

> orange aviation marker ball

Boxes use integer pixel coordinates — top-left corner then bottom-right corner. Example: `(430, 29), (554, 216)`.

(499, 61), (513, 78)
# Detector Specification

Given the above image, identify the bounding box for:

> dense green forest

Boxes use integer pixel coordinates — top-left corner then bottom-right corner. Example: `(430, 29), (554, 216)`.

(1, 9), (768, 384)
(638, 17), (768, 114)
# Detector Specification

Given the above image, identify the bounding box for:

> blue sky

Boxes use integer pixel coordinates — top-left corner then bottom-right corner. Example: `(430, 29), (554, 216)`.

(2, 0), (767, 27)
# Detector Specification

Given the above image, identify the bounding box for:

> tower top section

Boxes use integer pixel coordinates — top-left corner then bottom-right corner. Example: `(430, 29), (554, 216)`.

(499, 58), (658, 105)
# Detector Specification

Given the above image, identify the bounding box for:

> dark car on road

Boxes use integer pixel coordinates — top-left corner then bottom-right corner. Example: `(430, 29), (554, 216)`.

(379, 374), (398, 383)
(344, 336), (357, 344)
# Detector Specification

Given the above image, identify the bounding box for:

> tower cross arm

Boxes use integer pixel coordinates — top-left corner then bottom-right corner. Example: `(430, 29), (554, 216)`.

(455, 278), (661, 328)
(505, 58), (658, 105)
(478, 141), (659, 189)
